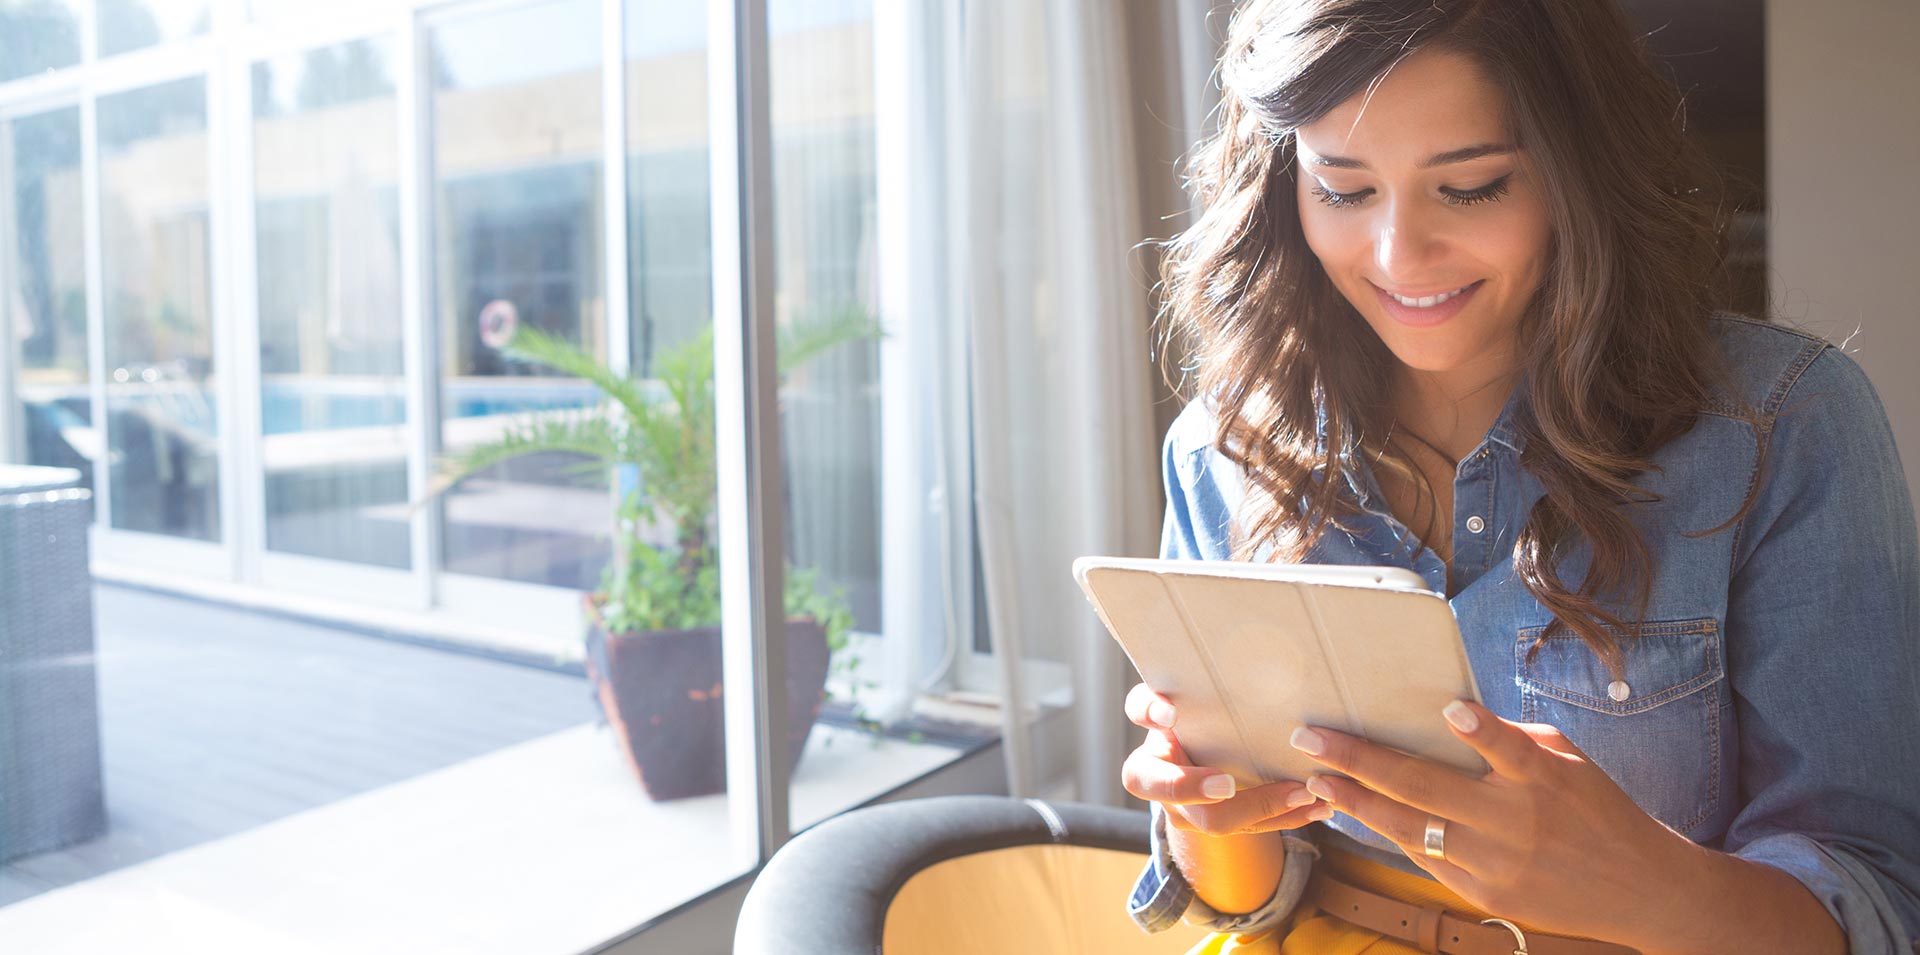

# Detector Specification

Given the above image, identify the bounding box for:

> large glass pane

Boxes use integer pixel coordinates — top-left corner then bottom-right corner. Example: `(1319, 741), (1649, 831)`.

(245, 0), (298, 23)
(569, 0), (740, 924)
(98, 77), (218, 541)
(768, 0), (884, 653)
(625, 0), (710, 374)
(253, 39), (409, 569)
(97, 0), (211, 58)
(430, 0), (607, 589)
(0, 0), (82, 81)
(764, 0), (962, 832)
(4, 106), (90, 485)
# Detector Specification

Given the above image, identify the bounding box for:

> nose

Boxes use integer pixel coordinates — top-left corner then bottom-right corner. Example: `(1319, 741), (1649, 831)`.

(1372, 197), (1446, 280)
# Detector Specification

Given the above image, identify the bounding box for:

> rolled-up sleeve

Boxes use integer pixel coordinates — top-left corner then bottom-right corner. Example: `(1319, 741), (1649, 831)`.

(1721, 347), (1920, 953)
(1128, 800), (1320, 935)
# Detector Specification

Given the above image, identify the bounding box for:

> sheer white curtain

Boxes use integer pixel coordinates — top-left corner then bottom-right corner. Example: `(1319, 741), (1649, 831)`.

(872, 0), (1216, 805)
(951, 0), (1210, 806)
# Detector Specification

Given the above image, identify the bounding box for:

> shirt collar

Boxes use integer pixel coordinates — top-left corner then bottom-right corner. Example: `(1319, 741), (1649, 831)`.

(1484, 378), (1527, 454)
(1317, 374), (1529, 468)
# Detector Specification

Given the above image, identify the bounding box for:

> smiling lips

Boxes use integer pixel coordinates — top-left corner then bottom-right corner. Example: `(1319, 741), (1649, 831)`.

(1373, 279), (1484, 327)
(1384, 283), (1474, 307)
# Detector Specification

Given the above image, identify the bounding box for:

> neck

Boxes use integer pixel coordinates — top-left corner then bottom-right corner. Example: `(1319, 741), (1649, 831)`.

(1390, 357), (1520, 464)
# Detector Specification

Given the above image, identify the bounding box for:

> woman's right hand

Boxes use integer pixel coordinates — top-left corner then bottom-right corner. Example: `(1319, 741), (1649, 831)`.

(1122, 681), (1331, 835)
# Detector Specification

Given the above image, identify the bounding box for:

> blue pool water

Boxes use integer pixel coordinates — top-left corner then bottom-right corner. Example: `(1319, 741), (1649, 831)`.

(259, 382), (599, 435)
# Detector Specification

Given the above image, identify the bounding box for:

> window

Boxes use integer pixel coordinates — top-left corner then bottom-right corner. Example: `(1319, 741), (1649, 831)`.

(98, 0), (211, 59)
(3, 105), (88, 480)
(0, 0), (82, 82)
(253, 38), (407, 568)
(98, 76), (218, 541)
(0, 0), (990, 948)
(428, 0), (609, 591)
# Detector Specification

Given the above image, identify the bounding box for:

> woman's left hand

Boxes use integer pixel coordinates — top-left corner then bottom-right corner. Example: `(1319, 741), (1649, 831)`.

(1290, 699), (1705, 944)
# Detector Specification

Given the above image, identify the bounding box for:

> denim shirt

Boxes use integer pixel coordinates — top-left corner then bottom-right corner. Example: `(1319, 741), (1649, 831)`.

(1127, 317), (1920, 953)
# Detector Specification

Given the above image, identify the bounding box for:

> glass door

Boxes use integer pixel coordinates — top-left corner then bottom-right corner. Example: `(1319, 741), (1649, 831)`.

(96, 77), (222, 545)
(243, 33), (422, 607)
(424, 0), (611, 639)
(1, 104), (90, 483)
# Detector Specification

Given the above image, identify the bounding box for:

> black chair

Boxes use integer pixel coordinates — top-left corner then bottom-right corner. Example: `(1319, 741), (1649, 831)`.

(734, 794), (1213, 953)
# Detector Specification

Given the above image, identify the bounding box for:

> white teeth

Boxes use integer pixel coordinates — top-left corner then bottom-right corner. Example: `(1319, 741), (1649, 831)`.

(1387, 283), (1473, 308)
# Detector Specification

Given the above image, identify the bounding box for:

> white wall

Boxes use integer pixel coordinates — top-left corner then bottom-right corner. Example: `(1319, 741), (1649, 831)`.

(1768, 0), (1920, 516)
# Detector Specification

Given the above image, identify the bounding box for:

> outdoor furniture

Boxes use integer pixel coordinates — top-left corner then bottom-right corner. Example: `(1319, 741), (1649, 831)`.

(734, 794), (1211, 954)
(0, 465), (106, 866)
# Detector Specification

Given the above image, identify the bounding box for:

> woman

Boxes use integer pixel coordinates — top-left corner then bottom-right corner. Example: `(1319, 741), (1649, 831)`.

(1119, 1), (1920, 954)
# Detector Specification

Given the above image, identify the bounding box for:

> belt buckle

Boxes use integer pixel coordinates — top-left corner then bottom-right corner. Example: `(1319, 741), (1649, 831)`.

(1480, 918), (1529, 955)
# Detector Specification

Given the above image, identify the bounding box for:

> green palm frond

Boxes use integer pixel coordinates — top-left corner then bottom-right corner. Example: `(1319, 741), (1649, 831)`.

(504, 327), (657, 433)
(421, 409), (619, 503)
(778, 305), (885, 381)
(654, 327), (715, 436)
(420, 306), (882, 662)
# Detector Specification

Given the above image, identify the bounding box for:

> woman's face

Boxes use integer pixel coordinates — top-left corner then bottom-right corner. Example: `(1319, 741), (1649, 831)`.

(1294, 48), (1552, 379)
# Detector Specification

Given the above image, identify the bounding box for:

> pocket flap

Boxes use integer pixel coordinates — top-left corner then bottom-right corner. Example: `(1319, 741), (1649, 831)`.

(1515, 617), (1723, 715)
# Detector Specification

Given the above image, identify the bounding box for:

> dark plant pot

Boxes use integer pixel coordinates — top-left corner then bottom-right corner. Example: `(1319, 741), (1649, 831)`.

(582, 598), (832, 801)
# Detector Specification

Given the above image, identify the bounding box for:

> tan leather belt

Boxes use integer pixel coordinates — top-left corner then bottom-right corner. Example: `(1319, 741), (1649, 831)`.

(1304, 869), (1642, 955)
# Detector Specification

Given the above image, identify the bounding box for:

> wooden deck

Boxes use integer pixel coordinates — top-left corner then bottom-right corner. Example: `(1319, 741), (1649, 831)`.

(0, 584), (597, 908)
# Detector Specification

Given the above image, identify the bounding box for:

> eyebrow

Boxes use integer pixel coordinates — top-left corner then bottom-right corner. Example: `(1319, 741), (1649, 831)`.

(1302, 143), (1514, 170)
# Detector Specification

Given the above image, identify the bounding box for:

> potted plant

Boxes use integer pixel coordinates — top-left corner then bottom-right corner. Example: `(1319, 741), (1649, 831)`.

(426, 306), (884, 800)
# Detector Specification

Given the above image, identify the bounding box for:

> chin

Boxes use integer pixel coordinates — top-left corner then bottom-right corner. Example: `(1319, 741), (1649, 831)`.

(1364, 328), (1490, 374)
(1389, 348), (1481, 373)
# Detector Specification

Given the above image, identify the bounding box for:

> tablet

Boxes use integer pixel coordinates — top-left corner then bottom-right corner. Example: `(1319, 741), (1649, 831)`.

(1073, 555), (1489, 791)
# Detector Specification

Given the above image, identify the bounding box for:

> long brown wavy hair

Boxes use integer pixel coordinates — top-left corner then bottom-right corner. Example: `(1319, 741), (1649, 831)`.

(1158, 0), (1753, 676)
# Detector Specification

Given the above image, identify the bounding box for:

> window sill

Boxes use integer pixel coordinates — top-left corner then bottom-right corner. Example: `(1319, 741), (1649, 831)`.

(0, 721), (968, 953)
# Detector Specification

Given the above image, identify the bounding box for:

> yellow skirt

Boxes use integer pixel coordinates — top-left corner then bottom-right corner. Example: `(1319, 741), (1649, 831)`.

(1184, 844), (1530, 955)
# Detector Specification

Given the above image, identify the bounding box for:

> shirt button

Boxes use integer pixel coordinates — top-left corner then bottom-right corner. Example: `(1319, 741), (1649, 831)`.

(1608, 680), (1631, 702)
(1465, 515), (1486, 534)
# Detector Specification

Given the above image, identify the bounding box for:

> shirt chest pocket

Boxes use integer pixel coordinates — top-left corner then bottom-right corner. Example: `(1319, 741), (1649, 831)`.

(1514, 617), (1728, 836)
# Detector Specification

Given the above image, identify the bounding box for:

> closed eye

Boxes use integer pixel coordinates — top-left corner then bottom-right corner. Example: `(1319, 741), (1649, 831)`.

(1441, 175), (1511, 207)
(1308, 182), (1371, 208)
(1308, 175), (1513, 209)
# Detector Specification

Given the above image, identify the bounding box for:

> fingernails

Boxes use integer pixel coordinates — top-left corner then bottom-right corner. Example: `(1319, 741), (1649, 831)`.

(1289, 726), (1325, 756)
(1202, 775), (1236, 799)
(1307, 804), (1336, 822)
(1149, 700), (1176, 727)
(1305, 775), (1336, 802)
(1443, 700), (1479, 734)
(1285, 788), (1317, 808)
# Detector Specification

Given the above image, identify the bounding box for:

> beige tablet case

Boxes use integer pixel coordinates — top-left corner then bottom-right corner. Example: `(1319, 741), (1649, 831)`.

(1074, 556), (1488, 791)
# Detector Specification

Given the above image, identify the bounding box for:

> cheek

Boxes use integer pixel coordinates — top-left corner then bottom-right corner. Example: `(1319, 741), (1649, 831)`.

(1482, 202), (1553, 285)
(1296, 203), (1362, 273)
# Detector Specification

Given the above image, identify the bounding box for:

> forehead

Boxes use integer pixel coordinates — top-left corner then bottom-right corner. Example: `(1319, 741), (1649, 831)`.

(1294, 48), (1510, 165)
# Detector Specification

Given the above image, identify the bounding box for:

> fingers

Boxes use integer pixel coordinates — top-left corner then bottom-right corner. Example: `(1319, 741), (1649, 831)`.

(1510, 719), (1590, 761)
(1123, 683), (1329, 834)
(1399, 831), (1483, 896)
(1121, 735), (1233, 804)
(1168, 780), (1334, 836)
(1441, 700), (1560, 778)
(1300, 773), (1483, 882)
(1124, 682), (1176, 730)
(1133, 722), (1190, 768)
(1289, 722), (1481, 821)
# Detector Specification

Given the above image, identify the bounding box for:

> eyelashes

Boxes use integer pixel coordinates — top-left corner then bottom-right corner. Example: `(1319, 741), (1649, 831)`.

(1308, 175), (1513, 209)
(1441, 175), (1512, 207)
